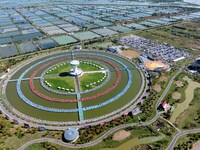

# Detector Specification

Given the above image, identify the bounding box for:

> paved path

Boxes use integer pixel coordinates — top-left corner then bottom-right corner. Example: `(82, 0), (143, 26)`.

(8, 77), (41, 82)
(18, 70), (183, 149)
(161, 117), (181, 133)
(83, 70), (107, 74)
(74, 76), (84, 121)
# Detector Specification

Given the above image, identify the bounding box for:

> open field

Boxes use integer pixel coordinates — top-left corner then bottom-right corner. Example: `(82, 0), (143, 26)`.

(79, 72), (104, 91)
(45, 77), (75, 91)
(170, 76), (200, 123)
(175, 88), (200, 129)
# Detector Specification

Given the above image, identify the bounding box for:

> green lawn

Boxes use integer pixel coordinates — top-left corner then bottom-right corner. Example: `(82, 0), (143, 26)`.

(45, 63), (71, 75)
(79, 72), (105, 91)
(45, 61), (104, 92)
(45, 77), (75, 92)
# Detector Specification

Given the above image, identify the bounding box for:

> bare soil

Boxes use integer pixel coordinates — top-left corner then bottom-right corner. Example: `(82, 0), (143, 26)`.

(119, 50), (140, 59)
(112, 130), (131, 141)
(172, 92), (182, 100)
(175, 81), (184, 88)
(153, 84), (161, 92)
(159, 76), (167, 82)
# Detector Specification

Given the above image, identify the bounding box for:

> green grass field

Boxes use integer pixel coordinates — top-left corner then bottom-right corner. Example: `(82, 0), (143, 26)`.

(45, 61), (105, 92)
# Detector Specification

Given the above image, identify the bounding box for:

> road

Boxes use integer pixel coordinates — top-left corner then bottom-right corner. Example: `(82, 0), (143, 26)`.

(18, 70), (187, 150)
(167, 128), (200, 150)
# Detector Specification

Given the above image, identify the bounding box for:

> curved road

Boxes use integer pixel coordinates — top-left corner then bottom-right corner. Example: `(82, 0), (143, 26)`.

(18, 70), (188, 150)
(167, 128), (200, 150)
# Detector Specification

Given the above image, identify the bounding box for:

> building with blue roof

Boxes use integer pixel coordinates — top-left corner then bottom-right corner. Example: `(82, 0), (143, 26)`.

(63, 128), (79, 142)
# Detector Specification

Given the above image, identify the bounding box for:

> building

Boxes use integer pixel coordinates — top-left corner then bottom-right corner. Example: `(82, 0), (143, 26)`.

(131, 107), (142, 116)
(162, 101), (171, 112)
(63, 128), (79, 142)
(188, 59), (200, 73)
(107, 46), (123, 53)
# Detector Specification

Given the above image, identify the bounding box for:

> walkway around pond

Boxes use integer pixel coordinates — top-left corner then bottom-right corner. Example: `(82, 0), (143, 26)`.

(170, 76), (200, 123)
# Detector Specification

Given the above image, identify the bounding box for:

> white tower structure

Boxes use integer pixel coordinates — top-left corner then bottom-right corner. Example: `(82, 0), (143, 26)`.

(70, 60), (83, 76)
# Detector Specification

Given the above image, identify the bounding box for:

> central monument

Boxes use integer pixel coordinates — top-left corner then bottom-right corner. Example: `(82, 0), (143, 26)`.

(70, 60), (83, 76)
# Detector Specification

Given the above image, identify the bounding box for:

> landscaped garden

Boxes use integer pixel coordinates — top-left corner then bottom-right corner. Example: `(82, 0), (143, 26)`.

(43, 61), (107, 92)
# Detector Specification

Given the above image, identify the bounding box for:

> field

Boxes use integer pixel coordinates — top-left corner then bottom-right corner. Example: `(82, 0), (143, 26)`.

(175, 87), (200, 129)
(170, 76), (200, 123)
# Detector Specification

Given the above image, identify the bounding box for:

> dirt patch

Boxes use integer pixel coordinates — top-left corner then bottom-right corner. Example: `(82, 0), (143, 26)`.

(119, 50), (140, 59)
(159, 76), (167, 82)
(112, 130), (131, 141)
(153, 84), (161, 92)
(175, 81), (184, 88)
(172, 92), (181, 100)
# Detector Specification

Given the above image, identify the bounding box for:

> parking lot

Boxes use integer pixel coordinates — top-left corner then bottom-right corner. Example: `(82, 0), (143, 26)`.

(120, 35), (191, 62)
